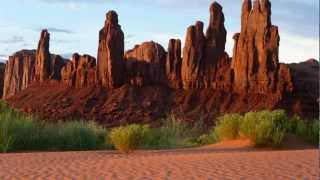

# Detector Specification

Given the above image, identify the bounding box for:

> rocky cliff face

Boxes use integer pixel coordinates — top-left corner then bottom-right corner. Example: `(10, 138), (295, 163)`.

(97, 11), (125, 88)
(125, 41), (167, 87)
(3, 50), (36, 99)
(61, 53), (96, 88)
(232, 0), (293, 96)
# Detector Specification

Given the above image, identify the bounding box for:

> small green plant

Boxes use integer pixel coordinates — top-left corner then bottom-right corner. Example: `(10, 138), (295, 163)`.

(214, 114), (242, 141)
(109, 124), (150, 153)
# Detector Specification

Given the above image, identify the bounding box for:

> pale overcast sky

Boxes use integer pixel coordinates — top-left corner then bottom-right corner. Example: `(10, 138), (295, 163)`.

(0, 0), (318, 63)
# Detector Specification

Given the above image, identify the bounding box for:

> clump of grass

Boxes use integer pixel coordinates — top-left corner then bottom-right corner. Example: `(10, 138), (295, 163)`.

(214, 114), (242, 141)
(144, 114), (205, 149)
(0, 101), (110, 152)
(109, 124), (150, 153)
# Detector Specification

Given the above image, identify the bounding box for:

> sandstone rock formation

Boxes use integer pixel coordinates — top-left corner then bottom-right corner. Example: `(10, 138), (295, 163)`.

(3, 50), (36, 99)
(2, 30), (66, 99)
(97, 11), (125, 88)
(166, 39), (182, 89)
(61, 53), (96, 88)
(232, 0), (293, 95)
(1, 1), (318, 124)
(125, 41), (167, 87)
(181, 2), (230, 89)
(34, 30), (51, 82)
(181, 21), (206, 89)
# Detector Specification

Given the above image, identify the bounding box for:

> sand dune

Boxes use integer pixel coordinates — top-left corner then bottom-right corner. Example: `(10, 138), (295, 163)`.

(0, 143), (318, 180)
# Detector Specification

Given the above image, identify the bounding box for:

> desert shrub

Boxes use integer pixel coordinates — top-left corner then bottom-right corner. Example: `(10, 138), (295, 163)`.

(287, 115), (319, 145)
(239, 110), (288, 146)
(307, 120), (319, 145)
(109, 124), (150, 153)
(144, 114), (205, 149)
(214, 114), (242, 141)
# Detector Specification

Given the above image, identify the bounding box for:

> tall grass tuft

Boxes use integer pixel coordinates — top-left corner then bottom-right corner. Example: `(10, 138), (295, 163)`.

(0, 101), (110, 152)
(109, 124), (150, 153)
(214, 114), (242, 141)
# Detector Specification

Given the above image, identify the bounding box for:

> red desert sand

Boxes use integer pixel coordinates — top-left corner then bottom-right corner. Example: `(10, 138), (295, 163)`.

(0, 140), (318, 179)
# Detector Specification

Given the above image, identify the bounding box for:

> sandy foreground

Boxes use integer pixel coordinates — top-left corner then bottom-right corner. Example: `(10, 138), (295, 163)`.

(0, 141), (319, 180)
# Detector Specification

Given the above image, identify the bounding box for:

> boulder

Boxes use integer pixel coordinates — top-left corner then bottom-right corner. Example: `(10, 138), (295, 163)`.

(97, 11), (125, 88)
(125, 41), (167, 86)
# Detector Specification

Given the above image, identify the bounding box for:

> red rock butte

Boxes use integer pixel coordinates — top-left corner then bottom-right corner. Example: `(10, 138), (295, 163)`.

(1, 0), (318, 126)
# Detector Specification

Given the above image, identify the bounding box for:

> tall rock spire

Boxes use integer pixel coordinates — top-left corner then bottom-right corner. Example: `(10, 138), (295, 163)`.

(97, 10), (125, 88)
(181, 2), (228, 89)
(181, 21), (206, 89)
(232, 0), (292, 95)
(34, 29), (51, 82)
(166, 39), (182, 89)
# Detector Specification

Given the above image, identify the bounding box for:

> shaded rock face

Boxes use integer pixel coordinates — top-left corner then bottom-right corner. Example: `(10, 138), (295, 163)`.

(3, 50), (36, 99)
(97, 11), (125, 88)
(166, 39), (182, 89)
(0, 62), (6, 98)
(34, 30), (51, 82)
(125, 41), (167, 87)
(50, 55), (67, 80)
(232, 0), (293, 95)
(287, 59), (319, 116)
(61, 53), (96, 88)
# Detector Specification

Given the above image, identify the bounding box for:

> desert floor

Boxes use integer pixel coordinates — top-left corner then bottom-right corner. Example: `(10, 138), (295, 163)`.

(0, 140), (318, 180)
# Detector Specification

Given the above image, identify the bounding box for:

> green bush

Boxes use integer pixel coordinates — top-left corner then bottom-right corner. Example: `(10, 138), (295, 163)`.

(287, 115), (319, 145)
(307, 120), (319, 145)
(214, 114), (242, 141)
(239, 110), (288, 146)
(109, 124), (150, 153)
